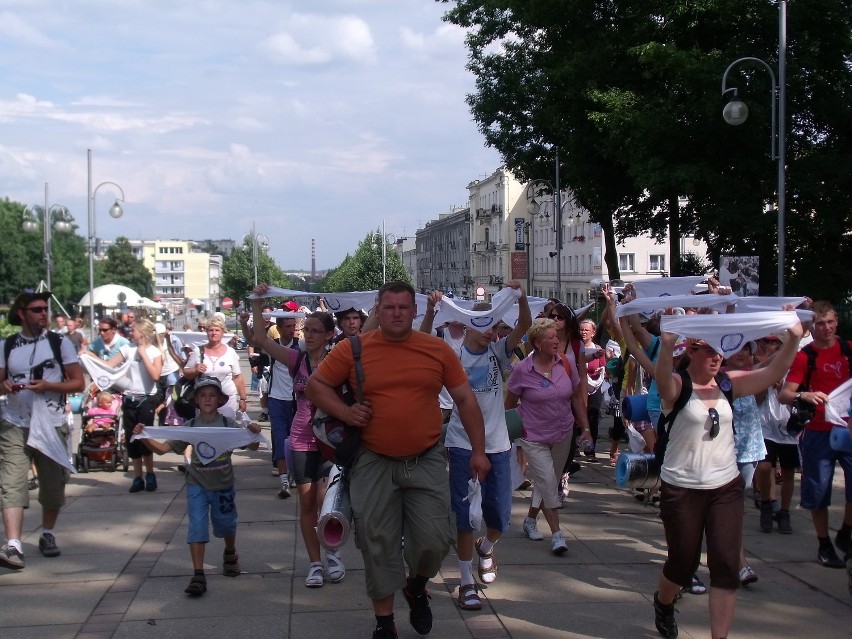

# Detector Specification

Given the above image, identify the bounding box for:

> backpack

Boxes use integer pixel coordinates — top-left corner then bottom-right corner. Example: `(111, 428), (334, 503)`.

(651, 369), (734, 473)
(4, 332), (68, 404)
(310, 335), (365, 468)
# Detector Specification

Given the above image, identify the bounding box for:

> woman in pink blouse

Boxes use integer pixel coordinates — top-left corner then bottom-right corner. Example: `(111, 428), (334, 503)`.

(505, 318), (591, 555)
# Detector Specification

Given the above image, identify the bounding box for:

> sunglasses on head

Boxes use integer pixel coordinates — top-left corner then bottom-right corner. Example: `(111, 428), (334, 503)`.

(690, 344), (718, 355)
(26, 305), (49, 313)
(708, 407), (720, 439)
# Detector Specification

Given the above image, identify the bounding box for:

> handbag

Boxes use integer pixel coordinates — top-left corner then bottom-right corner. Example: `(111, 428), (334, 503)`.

(785, 396), (815, 436)
(172, 376), (197, 420)
(312, 335), (364, 468)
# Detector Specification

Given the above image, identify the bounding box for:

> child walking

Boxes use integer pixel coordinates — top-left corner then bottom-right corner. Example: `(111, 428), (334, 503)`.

(133, 376), (261, 597)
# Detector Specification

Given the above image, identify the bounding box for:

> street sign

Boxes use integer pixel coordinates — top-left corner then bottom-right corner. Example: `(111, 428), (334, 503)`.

(222, 297), (234, 309)
(475, 286), (486, 300)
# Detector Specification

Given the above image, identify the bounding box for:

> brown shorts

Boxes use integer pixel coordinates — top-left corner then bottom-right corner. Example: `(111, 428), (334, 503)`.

(0, 420), (69, 510)
(659, 475), (744, 590)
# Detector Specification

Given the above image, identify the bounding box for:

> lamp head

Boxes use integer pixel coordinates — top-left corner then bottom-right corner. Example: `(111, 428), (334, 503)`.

(22, 218), (38, 233)
(526, 199), (540, 216)
(108, 200), (123, 219)
(723, 97), (749, 126)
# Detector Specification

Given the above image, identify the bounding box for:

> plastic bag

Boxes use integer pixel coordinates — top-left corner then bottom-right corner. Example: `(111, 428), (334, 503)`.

(464, 478), (483, 530)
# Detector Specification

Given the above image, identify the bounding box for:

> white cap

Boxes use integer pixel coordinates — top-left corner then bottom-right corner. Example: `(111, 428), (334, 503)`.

(154, 322), (167, 335)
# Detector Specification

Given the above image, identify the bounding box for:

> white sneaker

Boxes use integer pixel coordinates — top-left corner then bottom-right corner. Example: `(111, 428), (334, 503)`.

(278, 476), (291, 499)
(551, 530), (568, 555)
(523, 517), (544, 541)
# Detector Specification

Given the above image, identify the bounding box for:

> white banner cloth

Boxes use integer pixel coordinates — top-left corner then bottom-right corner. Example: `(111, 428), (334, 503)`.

(28, 399), (76, 473)
(80, 355), (133, 391)
(825, 378), (852, 427)
(132, 426), (269, 465)
(171, 331), (234, 348)
(630, 276), (706, 298)
(615, 293), (737, 319)
(660, 311), (801, 356)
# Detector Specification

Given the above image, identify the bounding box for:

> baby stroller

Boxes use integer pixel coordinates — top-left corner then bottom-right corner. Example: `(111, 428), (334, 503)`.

(76, 389), (129, 472)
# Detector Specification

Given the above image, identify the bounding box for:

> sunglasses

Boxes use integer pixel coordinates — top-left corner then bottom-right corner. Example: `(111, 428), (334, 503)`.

(690, 344), (718, 355)
(26, 305), (49, 313)
(548, 315), (566, 321)
(708, 407), (720, 439)
(99, 327), (113, 333)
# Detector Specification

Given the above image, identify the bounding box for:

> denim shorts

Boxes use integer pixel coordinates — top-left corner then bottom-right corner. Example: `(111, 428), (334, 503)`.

(447, 447), (512, 533)
(186, 483), (238, 543)
(799, 429), (852, 510)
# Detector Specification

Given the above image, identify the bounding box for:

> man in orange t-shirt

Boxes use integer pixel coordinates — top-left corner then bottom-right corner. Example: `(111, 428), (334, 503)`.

(307, 281), (488, 639)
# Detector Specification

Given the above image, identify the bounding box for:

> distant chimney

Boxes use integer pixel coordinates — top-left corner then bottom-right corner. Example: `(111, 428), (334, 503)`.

(311, 238), (316, 281)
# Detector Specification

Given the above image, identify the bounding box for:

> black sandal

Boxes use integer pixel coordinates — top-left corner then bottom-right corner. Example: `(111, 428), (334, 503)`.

(223, 550), (241, 577)
(185, 574), (207, 597)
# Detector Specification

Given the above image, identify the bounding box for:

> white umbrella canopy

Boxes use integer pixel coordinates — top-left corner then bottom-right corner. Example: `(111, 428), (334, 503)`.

(78, 284), (146, 308)
(138, 297), (165, 309)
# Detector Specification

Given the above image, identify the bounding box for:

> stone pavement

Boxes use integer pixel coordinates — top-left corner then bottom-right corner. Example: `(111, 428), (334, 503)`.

(2, 354), (851, 638)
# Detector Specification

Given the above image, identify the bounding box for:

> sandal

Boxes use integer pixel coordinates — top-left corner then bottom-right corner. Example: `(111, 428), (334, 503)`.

(682, 574), (707, 595)
(457, 583), (482, 610)
(222, 550), (241, 577)
(184, 574), (207, 597)
(305, 562), (324, 588)
(475, 537), (497, 584)
(610, 454), (619, 467)
(325, 549), (345, 583)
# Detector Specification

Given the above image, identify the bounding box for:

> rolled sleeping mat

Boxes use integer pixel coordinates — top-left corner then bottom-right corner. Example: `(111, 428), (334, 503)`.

(621, 395), (650, 422)
(317, 465), (353, 551)
(615, 452), (660, 490)
(505, 408), (523, 442)
(829, 427), (852, 453)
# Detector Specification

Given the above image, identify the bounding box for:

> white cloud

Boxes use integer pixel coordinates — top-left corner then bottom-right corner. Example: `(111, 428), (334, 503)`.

(261, 13), (376, 66)
(0, 0), (500, 269)
(0, 11), (64, 48)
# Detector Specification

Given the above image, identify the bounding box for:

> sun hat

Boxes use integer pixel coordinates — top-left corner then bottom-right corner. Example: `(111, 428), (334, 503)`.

(192, 376), (229, 407)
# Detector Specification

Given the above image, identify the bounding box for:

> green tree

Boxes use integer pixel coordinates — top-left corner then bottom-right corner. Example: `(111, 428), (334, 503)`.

(0, 198), (89, 309)
(321, 230), (410, 292)
(94, 237), (154, 297)
(442, 0), (852, 300)
(220, 238), (294, 302)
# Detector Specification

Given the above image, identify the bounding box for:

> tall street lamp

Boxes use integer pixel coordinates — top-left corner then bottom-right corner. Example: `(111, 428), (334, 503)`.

(87, 148), (125, 340)
(526, 152), (565, 300)
(372, 220), (396, 285)
(248, 221), (269, 286)
(23, 182), (73, 316)
(720, 0), (787, 295)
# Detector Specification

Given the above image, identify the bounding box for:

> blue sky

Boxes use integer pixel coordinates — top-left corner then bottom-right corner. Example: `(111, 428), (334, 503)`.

(0, 0), (500, 269)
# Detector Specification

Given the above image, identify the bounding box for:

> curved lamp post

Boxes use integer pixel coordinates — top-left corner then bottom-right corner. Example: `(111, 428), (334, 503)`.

(248, 221), (270, 286)
(23, 183), (74, 315)
(87, 148), (125, 340)
(720, 0), (787, 295)
(526, 151), (565, 300)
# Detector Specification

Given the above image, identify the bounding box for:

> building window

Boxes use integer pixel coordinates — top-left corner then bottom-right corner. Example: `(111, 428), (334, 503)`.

(619, 253), (636, 272)
(649, 254), (666, 272)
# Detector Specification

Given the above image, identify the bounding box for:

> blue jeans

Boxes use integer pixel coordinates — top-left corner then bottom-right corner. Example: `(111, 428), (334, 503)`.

(268, 397), (296, 463)
(186, 483), (238, 543)
(447, 447), (512, 533)
(799, 429), (852, 510)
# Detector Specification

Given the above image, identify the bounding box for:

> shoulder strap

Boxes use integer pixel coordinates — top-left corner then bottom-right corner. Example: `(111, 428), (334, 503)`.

(350, 335), (365, 404)
(572, 338), (581, 362)
(3, 334), (14, 369)
(46, 331), (67, 380)
(290, 350), (308, 379)
(800, 344), (818, 391)
(660, 370), (693, 435)
(838, 338), (852, 375)
(649, 338), (661, 361)
(714, 370), (734, 406)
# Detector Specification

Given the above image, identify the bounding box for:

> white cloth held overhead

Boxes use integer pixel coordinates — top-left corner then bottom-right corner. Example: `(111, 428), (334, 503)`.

(615, 293), (737, 319)
(660, 311), (801, 356)
(430, 287), (522, 331)
(171, 331), (234, 349)
(132, 426), (269, 465)
(630, 276), (706, 298)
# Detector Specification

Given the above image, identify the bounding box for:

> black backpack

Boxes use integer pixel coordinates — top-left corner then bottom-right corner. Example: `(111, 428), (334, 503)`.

(651, 369), (735, 472)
